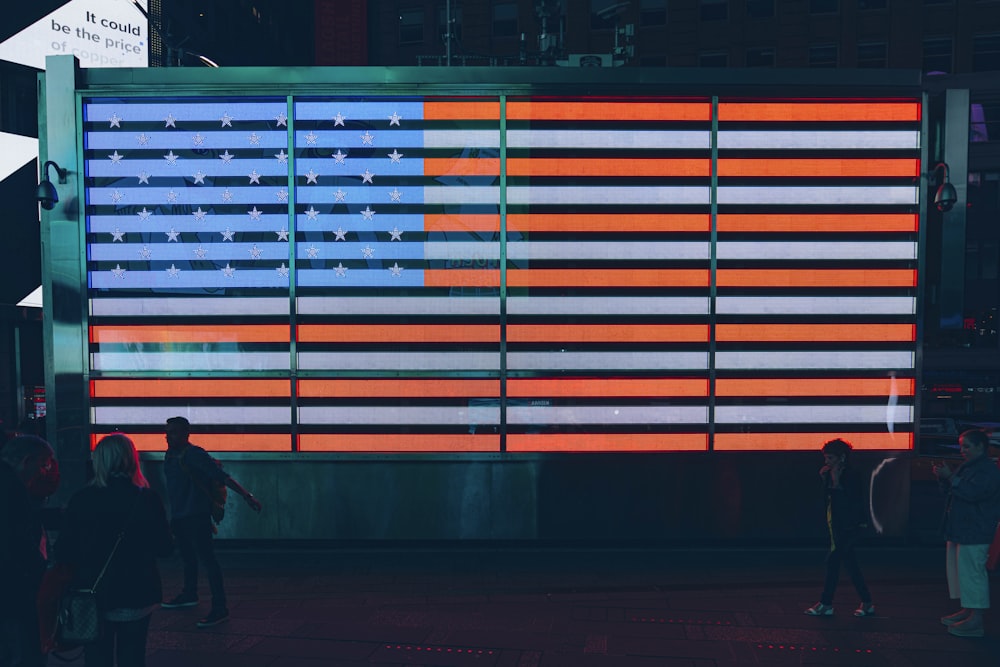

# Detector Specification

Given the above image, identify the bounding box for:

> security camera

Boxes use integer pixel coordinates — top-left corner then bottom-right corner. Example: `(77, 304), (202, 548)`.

(934, 182), (957, 213)
(36, 180), (59, 210)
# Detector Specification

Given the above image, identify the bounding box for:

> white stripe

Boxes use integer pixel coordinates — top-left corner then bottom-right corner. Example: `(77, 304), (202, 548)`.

(92, 352), (289, 372)
(508, 296), (709, 316)
(715, 296), (915, 315)
(508, 241), (710, 261)
(423, 186), (500, 205)
(297, 296), (499, 315)
(508, 405), (708, 425)
(299, 406), (500, 425)
(717, 186), (918, 205)
(90, 297), (290, 316)
(717, 130), (921, 150)
(507, 129), (710, 150)
(92, 405), (290, 425)
(423, 242), (502, 261)
(715, 351), (914, 370)
(508, 351), (708, 370)
(717, 241), (917, 261)
(298, 352), (500, 371)
(507, 186), (710, 205)
(423, 129), (500, 148)
(715, 405), (914, 424)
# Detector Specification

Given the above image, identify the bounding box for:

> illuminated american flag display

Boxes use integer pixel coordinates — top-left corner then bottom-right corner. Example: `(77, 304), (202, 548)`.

(84, 95), (919, 453)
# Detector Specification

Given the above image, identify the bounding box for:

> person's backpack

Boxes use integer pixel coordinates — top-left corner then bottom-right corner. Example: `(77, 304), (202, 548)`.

(179, 448), (228, 524)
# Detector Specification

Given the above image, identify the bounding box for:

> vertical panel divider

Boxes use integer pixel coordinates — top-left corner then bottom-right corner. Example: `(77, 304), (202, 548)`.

(708, 96), (719, 451)
(499, 95), (508, 452)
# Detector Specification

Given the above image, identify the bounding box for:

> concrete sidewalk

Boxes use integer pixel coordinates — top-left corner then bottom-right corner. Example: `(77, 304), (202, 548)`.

(47, 546), (999, 666)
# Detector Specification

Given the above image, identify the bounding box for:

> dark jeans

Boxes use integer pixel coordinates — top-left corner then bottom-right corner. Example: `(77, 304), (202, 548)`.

(171, 514), (227, 611)
(821, 528), (872, 606)
(0, 601), (44, 667)
(83, 614), (151, 667)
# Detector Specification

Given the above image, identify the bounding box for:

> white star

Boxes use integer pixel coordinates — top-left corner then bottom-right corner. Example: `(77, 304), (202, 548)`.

(275, 112), (287, 127)
(248, 132), (261, 145)
(276, 189), (289, 202)
(219, 150), (234, 163)
(332, 149), (347, 164)
(361, 206), (375, 221)
(361, 169), (374, 184)
(360, 130), (374, 145)
(305, 206), (319, 220)
(194, 245), (208, 258)
(192, 207), (208, 221)
(387, 149), (403, 163)
(248, 244), (262, 260)
(361, 245), (374, 259)
(275, 149), (288, 164)
(388, 111), (402, 126)
(388, 262), (404, 277)
(109, 113), (122, 128)
(221, 227), (235, 241)
(305, 169), (319, 184)
(112, 264), (126, 279)
(276, 263), (290, 278)
(305, 130), (318, 145)
(276, 227), (289, 241)
(334, 189), (347, 202)
(389, 188), (402, 202)
(222, 188), (233, 202)
(166, 190), (178, 203)
(166, 264), (181, 278)
(334, 262), (348, 277)
(248, 206), (263, 220)
(111, 228), (125, 242)
(111, 190), (124, 203)
(136, 133), (150, 146)
(307, 245), (319, 259)
(333, 227), (347, 241)
(137, 207), (152, 221)
(163, 150), (179, 165)
(221, 263), (236, 278)
(139, 245), (151, 259)
(137, 171), (150, 184)
(248, 169), (261, 184)
(193, 171), (206, 184)
(166, 228), (180, 242)
(192, 133), (205, 146)
(333, 112), (346, 126)
(221, 113), (233, 127)
(108, 150), (124, 164)
(164, 113), (176, 128)
(389, 227), (403, 241)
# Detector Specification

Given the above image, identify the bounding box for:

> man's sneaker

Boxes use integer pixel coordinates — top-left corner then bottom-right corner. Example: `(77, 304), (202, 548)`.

(196, 608), (230, 628)
(804, 602), (834, 616)
(853, 603), (876, 617)
(947, 617), (984, 638)
(941, 609), (971, 626)
(161, 593), (198, 609)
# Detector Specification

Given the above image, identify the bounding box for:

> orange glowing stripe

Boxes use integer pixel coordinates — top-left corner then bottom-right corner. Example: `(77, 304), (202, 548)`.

(423, 101), (500, 120)
(508, 378), (709, 398)
(714, 432), (913, 451)
(90, 325), (289, 344)
(91, 378), (290, 398)
(715, 378), (915, 397)
(507, 433), (708, 452)
(507, 101), (711, 121)
(717, 101), (921, 122)
(423, 157), (500, 176)
(507, 158), (710, 177)
(716, 323), (915, 342)
(424, 214), (500, 232)
(508, 324), (708, 343)
(717, 158), (919, 178)
(716, 269), (916, 288)
(717, 213), (918, 233)
(297, 324), (499, 343)
(298, 378), (500, 398)
(508, 269), (709, 288)
(101, 432), (292, 452)
(508, 213), (710, 233)
(299, 433), (500, 452)
(423, 269), (500, 287)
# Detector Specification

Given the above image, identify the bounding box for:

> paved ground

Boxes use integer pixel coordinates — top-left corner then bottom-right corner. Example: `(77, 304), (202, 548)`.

(47, 545), (999, 666)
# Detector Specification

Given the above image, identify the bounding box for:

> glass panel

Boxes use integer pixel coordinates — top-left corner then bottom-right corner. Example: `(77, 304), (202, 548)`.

(857, 41), (887, 68)
(746, 47), (775, 67)
(810, 0), (839, 12)
(399, 7), (424, 45)
(700, 0), (728, 21)
(922, 37), (952, 74)
(809, 44), (838, 67)
(640, 0), (668, 26)
(973, 34), (1000, 72)
(746, 0), (775, 18)
(492, 2), (518, 37)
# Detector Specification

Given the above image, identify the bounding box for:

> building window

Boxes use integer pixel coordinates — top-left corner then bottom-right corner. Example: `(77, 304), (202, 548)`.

(640, 0), (668, 26)
(746, 47), (775, 67)
(592, 0), (627, 30)
(640, 55), (668, 66)
(700, 0), (728, 21)
(746, 0), (775, 18)
(857, 41), (887, 67)
(492, 2), (518, 38)
(973, 33), (1000, 71)
(809, 44), (838, 67)
(922, 37), (952, 74)
(699, 51), (729, 66)
(810, 0), (839, 11)
(858, 0), (888, 8)
(924, 0), (952, 4)
(399, 7), (424, 45)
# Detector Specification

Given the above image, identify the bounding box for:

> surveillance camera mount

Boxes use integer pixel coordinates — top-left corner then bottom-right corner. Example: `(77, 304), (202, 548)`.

(36, 160), (69, 211)
(930, 162), (957, 213)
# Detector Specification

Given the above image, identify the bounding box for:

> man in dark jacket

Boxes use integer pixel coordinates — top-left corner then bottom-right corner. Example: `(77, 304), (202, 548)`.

(160, 416), (261, 628)
(0, 435), (60, 666)
(933, 428), (1000, 638)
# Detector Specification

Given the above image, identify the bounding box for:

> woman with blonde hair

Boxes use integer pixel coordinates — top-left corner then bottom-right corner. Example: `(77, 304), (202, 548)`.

(56, 434), (172, 665)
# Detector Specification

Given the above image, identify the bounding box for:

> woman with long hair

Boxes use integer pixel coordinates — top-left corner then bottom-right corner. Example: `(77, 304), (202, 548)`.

(56, 434), (172, 665)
